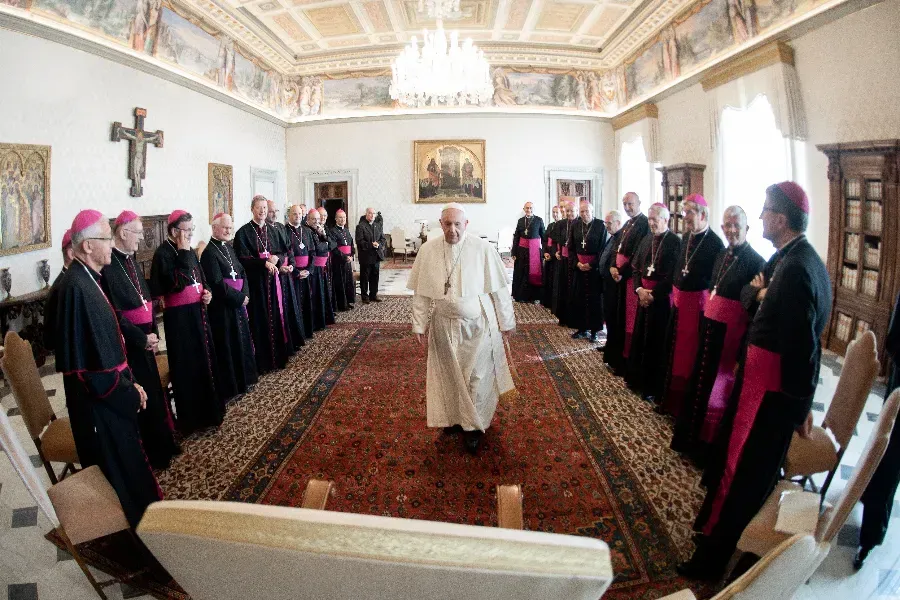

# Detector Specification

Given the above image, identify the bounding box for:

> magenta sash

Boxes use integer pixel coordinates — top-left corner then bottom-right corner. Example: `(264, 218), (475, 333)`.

(313, 256), (328, 267)
(703, 345), (780, 535)
(577, 254), (598, 265)
(663, 288), (710, 417)
(615, 254), (630, 269)
(518, 237), (542, 286)
(547, 237), (554, 248)
(338, 245), (352, 255)
(121, 301), (153, 326)
(562, 246), (570, 258)
(164, 285), (202, 309)
(258, 251), (271, 259)
(623, 285), (639, 358)
(224, 278), (244, 292)
(294, 255), (310, 268)
(700, 295), (750, 443)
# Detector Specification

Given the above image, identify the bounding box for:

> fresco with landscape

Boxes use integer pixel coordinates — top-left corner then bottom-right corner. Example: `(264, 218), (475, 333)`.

(155, 6), (221, 82)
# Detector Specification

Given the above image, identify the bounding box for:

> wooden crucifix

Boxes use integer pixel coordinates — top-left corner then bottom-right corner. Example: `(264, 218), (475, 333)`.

(111, 107), (164, 197)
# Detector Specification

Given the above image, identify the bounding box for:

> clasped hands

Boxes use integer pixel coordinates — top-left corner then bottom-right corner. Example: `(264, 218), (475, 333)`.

(637, 287), (654, 307)
(576, 262), (591, 272)
(750, 272), (768, 302)
(145, 333), (160, 352)
(134, 382), (147, 411)
(609, 266), (622, 282)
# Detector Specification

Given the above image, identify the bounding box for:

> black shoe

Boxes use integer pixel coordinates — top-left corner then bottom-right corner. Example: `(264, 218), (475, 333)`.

(362, 297), (370, 304)
(571, 330), (588, 339)
(348, 304), (355, 309)
(853, 545), (873, 571)
(676, 558), (724, 581)
(443, 425), (463, 435)
(557, 321), (567, 327)
(371, 297), (383, 303)
(464, 430), (483, 454)
(589, 332), (600, 343)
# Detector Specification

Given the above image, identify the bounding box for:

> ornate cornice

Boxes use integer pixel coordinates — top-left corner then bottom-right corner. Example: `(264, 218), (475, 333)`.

(611, 103), (658, 131)
(700, 41), (794, 91)
(598, 0), (696, 67)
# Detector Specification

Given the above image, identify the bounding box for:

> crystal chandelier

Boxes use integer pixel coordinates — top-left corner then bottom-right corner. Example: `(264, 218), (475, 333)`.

(390, 1), (493, 108)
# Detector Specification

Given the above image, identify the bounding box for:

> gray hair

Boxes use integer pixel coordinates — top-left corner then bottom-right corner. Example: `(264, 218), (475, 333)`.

(684, 199), (709, 221)
(723, 205), (748, 227)
(211, 213), (232, 227)
(605, 209), (623, 224)
(649, 203), (670, 221)
(71, 221), (103, 247)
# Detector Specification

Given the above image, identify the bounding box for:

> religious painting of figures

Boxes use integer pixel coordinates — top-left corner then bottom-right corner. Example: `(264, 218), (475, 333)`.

(155, 6), (222, 82)
(0, 144), (51, 258)
(323, 76), (392, 113)
(674, 0), (734, 74)
(208, 163), (233, 223)
(232, 50), (276, 107)
(31, 0), (140, 46)
(414, 140), (486, 204)
(755, 0), (817, 32)
(625, 39), (666, 102)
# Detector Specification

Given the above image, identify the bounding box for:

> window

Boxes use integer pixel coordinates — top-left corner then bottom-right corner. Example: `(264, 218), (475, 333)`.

(718, 95), (792, 258)
(618, 137), (661, 206)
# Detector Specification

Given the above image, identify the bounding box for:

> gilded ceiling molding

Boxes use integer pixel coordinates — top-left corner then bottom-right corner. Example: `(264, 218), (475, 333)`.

(598, 0), (696, 67)
(611, 103), (659, 131)
(700, 41), (795, 91)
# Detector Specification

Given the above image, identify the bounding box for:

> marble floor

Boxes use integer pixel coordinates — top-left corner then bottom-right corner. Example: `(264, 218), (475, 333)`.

(1, 265), (898, 599)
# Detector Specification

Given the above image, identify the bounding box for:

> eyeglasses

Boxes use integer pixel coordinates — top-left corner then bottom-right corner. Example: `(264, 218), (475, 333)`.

(86, 236), (112, 242)
(123, 228), (144, 237)
(177, 227), (195, 233)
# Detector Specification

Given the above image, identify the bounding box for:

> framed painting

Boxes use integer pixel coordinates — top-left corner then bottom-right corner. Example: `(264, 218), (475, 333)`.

(414, 140), (486, 204)
(208, 163), (233, 221)
(1, 143), (51, 258)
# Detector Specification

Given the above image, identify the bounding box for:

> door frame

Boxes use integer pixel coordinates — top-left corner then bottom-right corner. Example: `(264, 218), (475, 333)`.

(543, 167), (604, 222)
(300, 169), (359, 223)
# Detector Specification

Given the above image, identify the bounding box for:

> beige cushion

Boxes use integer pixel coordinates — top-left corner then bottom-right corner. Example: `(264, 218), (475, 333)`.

(47, 466), (130, 545)
(737, 480), (804, 557)
(782, 427), (838, 478)
(139, 500), (612, 600)
(657, 591), (697, 600)
(40, 418), (79, 465)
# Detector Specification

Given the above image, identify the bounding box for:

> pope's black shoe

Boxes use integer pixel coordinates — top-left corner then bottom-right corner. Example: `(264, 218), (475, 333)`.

(443, 425), (463, 435)
(464, 430), (483, 454)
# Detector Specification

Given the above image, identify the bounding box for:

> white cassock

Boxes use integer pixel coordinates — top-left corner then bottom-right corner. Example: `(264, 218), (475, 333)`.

(408, 232), (517, 432)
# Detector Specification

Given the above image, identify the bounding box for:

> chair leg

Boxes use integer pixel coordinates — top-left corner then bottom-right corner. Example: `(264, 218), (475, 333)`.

(721, 549), (743, 583)
(58, 528), (109, 600)
(36, 442), (58, 484)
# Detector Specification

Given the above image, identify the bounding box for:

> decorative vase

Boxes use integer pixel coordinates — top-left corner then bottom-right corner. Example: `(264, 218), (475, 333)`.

(39, 259), (51, 289)
(0, 268), (11, 300)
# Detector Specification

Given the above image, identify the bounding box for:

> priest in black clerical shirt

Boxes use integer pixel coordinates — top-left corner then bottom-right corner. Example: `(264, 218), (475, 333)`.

(512, 202), (545, 303)
(567, 201), (608, 342)
(104, 211), (179, 470)
(552, 201), (577, 326)
(235, 197), (294, 374)
(541, 205), (561, 308)
(671, 206), (765, 462)
(625, 203), (679, 402)
(609, 192), (650, 375)
(55, 210), (162, 527)
(328, 209), (356, 311)
(43, 228), (74, 352)
(682, 182), (831, 581)
(598, 210), (623, 355)
(150, 210), (223, 434)
(201, 213), (259, 399)
(286, 205), (315, 338)
(303, 208), (336, 329)
(658, 195), (724, 417)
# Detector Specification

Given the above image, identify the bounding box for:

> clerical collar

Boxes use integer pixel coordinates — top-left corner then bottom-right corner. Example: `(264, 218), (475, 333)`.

(777, 234), (805, 254)
(728, 241), (747, 253)
(693, 225), (709, 236)
(74, 257), (101, 280)
(253, 220), (266, 228)
(112, 246), (133, 258)
(210, 237), (226, 244)
(654, 230), (670, 238)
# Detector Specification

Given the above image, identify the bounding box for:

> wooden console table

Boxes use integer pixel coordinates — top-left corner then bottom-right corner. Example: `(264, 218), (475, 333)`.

(0, 288), (50, 368)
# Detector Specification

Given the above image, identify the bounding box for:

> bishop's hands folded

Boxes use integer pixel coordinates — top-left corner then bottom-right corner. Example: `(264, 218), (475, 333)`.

(637, 287), (654, 307)
(201, 288), (212, 305)
(609, 266), (622, 282)
(751, 272), (768, 302)
(145, 333), (159, 352)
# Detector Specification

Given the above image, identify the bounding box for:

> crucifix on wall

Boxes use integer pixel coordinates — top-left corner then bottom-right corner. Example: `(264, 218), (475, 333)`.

(111, 107), (164, 197)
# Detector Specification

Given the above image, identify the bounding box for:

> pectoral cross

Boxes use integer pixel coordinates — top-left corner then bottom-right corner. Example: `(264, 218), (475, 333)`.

(581, 238), (587, 249)
(140, 294), (148, 310)
(191, 277), (202, 293)
(444, 280), (451, 295)
(646, 264), (655, 276)
(111, 108), (164, 197)
(229, 268), (237, 280)
(682, 266), (690, 276)
(710, 287), (717, 299)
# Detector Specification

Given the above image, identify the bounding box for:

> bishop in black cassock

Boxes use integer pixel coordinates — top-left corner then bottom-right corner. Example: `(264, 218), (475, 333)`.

(303, 209), (336, 329)
(671, 207), (765, 462)
(286, 205), (315, 339)
(682, 182), (831, 580)
(598, 211), (623, 357)
(269, 199), (306, 351)
(235, 198), (294, 373)
(201, 214), (259, 399)
(43, 228), (73, 353)
(328, 209), (356, 311)
(567, 202), (608, 341)
(552, 204), (577, 326)
(104, 211), (179, 470)
(608, 194), (650, 375)
(625, 203), (679, 401)
(512, 202), (545, 303)
(541, 206), (561, 308)
(150, 210), (224, 435)
(658, 195), (724, 417)
(55, 210), (162, 527)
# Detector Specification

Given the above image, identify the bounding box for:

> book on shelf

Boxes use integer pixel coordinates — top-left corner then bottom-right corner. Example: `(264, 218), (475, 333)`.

(862, 269), (879, 297)
(841, 266), (859, 290)
(836, 313), (853, 342)
(865, 242), (881, 268)
(846, 199), (862, 229)
(846, 233), (861, 261)
(846, 179), (861, 198)
(867, 180), (883, 200)
(865, 200), (883, 232)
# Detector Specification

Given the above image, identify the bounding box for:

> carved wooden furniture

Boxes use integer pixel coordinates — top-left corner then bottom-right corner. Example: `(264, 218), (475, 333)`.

(657, 163), (706, 235)
(0, 288), (49, 368)
(819, 140), (900, 373)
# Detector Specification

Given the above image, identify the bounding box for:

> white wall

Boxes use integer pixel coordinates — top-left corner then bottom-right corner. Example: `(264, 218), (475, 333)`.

(0, 27), (286, 296)
(655, 0), (900, 257)
(285, 116), (615, 239)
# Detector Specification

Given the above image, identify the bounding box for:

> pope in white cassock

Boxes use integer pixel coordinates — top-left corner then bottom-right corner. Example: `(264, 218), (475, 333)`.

(408, 203), (517, 454)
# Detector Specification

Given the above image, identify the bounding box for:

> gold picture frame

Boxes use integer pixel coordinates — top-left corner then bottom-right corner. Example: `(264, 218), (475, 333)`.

(0, 143), (52, 258)
(208, 163), (233, 222)
(413, 140), (486, 204)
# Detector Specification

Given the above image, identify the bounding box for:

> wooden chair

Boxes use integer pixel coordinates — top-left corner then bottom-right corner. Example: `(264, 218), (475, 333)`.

(659, 534), (829, 600)
(138, 480), (611, 600)
(0, 331), (78, 483)
(47, 465), (149, 600)
(736, 388), (900, 561)
(783, 331), (879, 495)
(195, 240), (207, 259)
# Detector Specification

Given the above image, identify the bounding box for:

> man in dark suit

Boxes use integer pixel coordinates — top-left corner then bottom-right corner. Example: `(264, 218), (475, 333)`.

(355, 207), (386, 303)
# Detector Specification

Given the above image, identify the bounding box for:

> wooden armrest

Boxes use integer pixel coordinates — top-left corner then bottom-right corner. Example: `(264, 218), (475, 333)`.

(301, 479), (334, 510)
(496, 484), (524, 530)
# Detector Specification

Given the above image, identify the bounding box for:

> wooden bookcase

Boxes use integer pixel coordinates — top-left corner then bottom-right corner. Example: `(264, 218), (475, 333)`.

(657, 164), (706, 235)
(819, 140), (900, 373)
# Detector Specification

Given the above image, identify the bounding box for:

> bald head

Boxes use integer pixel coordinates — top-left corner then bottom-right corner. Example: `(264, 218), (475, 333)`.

(288, 204), (304, 226)
(622, 192), (641, 218)
(365, 207), (375, 223)
(722, 205), (749, 247)
(266, 200), (278, 225)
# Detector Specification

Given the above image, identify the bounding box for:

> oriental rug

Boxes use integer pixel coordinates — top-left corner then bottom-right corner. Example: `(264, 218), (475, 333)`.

(51, 298), (717, 600)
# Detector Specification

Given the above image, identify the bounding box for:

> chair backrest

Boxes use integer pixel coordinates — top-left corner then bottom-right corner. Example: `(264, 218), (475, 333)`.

(138, 500), (612, 600)
(156, 354), (170, 389)
(817, 388), (900, 544)
(47, 466), (130, 545)
(390, 227), (406, 250)
(195, 240), (207, 259)
(715, 534), (829, 600)
(0, 331), (53, 440)
(824, 331), (879, 447)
